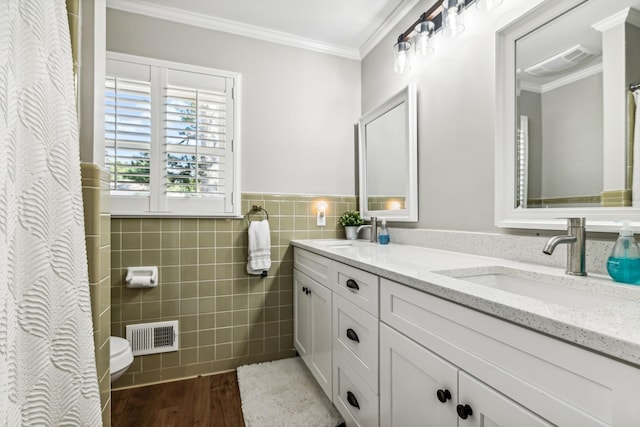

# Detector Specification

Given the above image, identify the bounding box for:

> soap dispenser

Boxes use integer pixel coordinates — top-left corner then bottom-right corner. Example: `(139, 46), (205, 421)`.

(378, 219), (390, 245)
(606, 222), (640, 285)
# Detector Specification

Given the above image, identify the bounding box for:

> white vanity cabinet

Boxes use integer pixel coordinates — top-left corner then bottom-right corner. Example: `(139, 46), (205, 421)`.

(380, 322), (458, 427)
(380, 323), (552, 427)
(381, 278), (640, 427)
(293, 245), (640, 427)
(293, 250), (333, 399)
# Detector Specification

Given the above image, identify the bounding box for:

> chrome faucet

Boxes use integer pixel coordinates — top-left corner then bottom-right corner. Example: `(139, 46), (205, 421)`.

(542, 218), (587, 276)
(357, 217), (378, 243)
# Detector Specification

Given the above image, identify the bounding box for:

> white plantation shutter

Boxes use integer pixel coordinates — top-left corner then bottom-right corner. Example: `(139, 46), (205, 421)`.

(165, 87), (226, 195)
(105, 60), (153, 213)
(105, 77), (152, 194)
(105, 53), (240, 217)
(163, 69), (235, 214)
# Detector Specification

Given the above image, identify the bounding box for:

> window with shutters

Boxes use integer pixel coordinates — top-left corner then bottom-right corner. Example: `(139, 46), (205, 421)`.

(105, 53), (241, 217)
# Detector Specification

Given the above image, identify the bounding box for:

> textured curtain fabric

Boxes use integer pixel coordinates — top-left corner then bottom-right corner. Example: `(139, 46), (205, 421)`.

(0, 0), (102, 425)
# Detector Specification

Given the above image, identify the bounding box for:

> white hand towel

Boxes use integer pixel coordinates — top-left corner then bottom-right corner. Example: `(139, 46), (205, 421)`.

(247, 219), (271, 275)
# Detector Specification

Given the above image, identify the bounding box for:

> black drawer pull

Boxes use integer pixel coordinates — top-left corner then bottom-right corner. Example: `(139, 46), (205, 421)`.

(346, 328), (360, 342)
(456, 404), (473, 419)
(302, 286), (307, 293)
(346, 391), (360, 409)
(436, 389), (451, 403)
(346, 279), (359, 291)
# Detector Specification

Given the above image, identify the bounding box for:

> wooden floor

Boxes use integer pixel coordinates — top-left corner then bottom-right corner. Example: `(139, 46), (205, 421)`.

(111, 371), (245, 427)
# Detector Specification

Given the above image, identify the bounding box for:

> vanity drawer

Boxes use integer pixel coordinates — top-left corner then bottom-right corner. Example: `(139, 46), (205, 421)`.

(294, 248), (331, 287)
(332, 262), (379, 316)
(333, 293), (379, 393)
(333, 350), (379, 427)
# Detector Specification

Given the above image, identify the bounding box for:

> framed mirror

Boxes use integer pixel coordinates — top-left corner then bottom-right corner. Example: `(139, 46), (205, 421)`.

(496, 0), (640, 231)
(358, 84), (418, 222)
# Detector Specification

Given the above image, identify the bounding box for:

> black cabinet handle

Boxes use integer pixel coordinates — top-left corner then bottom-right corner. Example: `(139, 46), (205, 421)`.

(346, 279), (359, 291)
(456, 404), (473, 419)
(307, 288), (311, 295)
(436, 389), (451, 403)
(302, 286), (307, 293)
(346, 328), (360, 343)
(346, 391), (360, 409)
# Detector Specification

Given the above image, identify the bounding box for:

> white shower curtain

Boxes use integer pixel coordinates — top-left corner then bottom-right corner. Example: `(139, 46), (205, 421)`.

(0, 1), (102, 425)
(634, 90), (640, 207)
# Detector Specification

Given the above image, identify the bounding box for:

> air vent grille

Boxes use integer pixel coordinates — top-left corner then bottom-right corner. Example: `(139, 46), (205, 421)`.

(126, 321), (179, 356)
(524, 45), (598, 77)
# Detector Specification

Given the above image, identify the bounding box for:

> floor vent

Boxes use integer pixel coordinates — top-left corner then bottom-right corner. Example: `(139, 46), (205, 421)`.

(126, 321), (179, 356)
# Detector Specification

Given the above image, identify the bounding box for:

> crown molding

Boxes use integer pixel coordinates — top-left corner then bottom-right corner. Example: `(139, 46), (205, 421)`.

(540, 62), (602, 93)
(106, 0), (361, 60)
(592, 7), (640, 32)
(359, 0), (422, 59)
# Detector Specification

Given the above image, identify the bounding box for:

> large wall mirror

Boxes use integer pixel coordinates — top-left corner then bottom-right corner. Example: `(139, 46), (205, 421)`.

(496, 0), (640, 231)
(358, 84), (418, 222)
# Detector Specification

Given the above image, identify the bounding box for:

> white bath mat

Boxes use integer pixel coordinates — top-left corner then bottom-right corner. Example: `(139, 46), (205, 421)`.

(237, 357), (344, 427)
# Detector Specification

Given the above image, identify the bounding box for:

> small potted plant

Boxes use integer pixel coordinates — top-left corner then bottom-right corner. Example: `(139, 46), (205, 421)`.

(338, 210), (364, 240)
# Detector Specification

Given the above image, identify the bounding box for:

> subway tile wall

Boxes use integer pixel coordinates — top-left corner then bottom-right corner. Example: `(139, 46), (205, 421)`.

(81, 164), (111, 426)
(111, 193), (357, 388)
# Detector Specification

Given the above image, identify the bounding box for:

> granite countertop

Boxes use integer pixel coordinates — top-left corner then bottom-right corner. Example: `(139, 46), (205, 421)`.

(291, 239), (640, 367)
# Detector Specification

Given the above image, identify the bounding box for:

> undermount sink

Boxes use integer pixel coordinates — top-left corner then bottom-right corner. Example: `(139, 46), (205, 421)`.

(439, 267), (625, 309)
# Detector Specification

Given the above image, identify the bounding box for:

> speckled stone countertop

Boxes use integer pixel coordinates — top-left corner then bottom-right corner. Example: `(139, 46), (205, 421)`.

(292, 239), (640, 367)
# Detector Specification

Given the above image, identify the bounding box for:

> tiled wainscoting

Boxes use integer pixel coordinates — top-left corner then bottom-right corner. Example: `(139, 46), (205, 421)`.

(81, 164), (112, 426)
(110, 193), (357, 388)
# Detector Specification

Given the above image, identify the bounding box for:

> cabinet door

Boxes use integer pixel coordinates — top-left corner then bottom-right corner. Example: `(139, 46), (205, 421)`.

(293, 270), (311, 360)
(309, 277), (332, 398)
(457, 372), (553, 427)
(380, 324), (458, 427)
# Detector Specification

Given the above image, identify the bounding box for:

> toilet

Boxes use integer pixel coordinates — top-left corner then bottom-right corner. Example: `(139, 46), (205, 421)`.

(110, 336), (134, 383)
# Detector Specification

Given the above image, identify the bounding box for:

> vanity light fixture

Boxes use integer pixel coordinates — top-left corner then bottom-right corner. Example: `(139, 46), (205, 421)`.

(414, 15), (435, 57)
(393, 35), (413, 73)
(393, 0), (502, 73)
(442, 0), (466, 37)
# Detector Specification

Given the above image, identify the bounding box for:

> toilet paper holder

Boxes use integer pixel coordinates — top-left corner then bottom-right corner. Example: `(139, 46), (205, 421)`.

(126, 266), (158, 288)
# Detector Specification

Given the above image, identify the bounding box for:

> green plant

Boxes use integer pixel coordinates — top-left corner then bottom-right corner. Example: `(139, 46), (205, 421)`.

(338, 210), (364, 227)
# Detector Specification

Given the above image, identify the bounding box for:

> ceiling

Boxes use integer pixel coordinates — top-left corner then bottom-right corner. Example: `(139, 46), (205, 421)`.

(106, 0), (421, 59)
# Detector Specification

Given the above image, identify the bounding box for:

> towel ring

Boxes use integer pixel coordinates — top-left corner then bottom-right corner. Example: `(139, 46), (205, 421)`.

(247, 205), (269, 223)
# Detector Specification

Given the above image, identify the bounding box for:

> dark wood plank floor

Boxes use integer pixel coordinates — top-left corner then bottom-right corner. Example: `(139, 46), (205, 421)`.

(111, 371), (245, 427)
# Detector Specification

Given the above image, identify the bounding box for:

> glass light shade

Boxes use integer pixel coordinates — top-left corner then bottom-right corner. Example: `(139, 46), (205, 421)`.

(413, 20), (435, 57)
(393, 40), (412, 73)
(475, 0), (503, 12)
(441, 0), (465, 37)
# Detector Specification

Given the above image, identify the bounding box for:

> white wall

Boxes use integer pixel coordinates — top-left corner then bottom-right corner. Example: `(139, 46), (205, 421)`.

(106, 9), (361, 196)
(361, 0), (544, 232)
(541, 74), (603, 199)
(79, 0), (106, 166)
